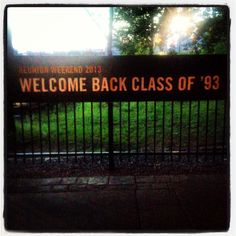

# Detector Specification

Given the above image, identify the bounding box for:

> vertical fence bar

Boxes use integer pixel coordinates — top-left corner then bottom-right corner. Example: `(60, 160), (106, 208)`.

(73, 102), (77, 162)
(179, 100), (183, 161)
(20, 102), (26, 163)
(128, 102), (131, 156)
(56, 103), (60, 163)
(9, 103), (17, 164)
(213, 100), (218, 161)
(170, 101), (174, 162)
(91, 102), (94, 162)
(47, 103), (51, 163)
(136, 101), (139, 162)
(99, 102), (103, 156)
(119, 101), (122, 161)
(196, 100), (200, 162)
(29, 102), (34, 163)
(205, 99), (209, 161)
(65, 102), (69, 162)
(187, 101), (192, 162)
(38, 103), (43, 163)
(154, 101), (156, 160)
(82, 102), (86, 160)
(108, 102), (114, 169)
(162, 101), (165, 161)
(145, 101), (148, 161)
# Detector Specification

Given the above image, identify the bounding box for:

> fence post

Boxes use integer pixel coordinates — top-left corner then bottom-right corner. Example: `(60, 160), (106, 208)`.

(108, 7), (114, 170)
(108, 102), (114, 169)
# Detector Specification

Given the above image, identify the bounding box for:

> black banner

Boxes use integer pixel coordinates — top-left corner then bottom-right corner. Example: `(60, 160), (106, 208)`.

(6, 55), (227, 102)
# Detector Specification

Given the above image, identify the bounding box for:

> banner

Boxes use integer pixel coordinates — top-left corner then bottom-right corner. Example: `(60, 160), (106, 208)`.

(7, 55), (227, 102)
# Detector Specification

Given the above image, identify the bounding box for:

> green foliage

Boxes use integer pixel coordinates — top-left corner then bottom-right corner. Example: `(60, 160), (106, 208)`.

(214, 42), (228, 54)
(196, 7), (228, 54)
(113, 7), (164, 55)
(14, 101), (225, 153)
(113, 6), (228, 55)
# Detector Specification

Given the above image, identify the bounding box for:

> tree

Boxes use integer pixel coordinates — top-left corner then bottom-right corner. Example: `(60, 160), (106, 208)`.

(113, 7), (165, 55)
(194, 7), (229, 54)
(113, 6), (228, 55)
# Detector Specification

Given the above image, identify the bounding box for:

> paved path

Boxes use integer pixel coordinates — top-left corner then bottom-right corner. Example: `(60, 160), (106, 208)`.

(5, 174), (229, 232)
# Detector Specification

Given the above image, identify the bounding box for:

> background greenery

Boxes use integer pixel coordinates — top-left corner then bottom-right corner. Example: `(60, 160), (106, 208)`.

(113, 6), (228, 55)
(13, 101), (225, 153)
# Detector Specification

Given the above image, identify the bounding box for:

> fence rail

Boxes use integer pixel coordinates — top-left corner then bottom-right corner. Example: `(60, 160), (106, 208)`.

(7, 99), (228, 167)
(6, 55), (229, 168)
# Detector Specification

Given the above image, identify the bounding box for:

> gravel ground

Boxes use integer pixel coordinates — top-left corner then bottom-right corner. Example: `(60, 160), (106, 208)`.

(6, 155), (229, 178)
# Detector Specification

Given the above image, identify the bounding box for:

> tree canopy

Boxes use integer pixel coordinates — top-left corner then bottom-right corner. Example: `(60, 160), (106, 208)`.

(113, 6), (229, 55)
(113, 7), (165, 55)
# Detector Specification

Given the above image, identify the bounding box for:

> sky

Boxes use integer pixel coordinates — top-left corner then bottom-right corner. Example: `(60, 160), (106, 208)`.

(8, 7), (110, 54)
(8, 7), (209, 55)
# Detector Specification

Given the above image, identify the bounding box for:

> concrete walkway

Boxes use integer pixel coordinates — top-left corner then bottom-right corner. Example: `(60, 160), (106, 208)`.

(5, 174), (229, 232)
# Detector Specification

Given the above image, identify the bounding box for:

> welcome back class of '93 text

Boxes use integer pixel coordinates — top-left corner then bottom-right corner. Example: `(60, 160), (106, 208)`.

(18, 65), (220, 93)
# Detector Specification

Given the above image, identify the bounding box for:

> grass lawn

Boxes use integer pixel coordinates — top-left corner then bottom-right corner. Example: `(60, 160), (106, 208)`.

(12, 100), (226, 154)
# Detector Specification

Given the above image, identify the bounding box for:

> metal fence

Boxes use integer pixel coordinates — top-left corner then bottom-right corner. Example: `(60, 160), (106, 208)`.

(7, 98), (228, 168)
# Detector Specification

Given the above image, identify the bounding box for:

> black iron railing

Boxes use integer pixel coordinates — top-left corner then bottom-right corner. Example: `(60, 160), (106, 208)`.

(7, 99), (228, 168)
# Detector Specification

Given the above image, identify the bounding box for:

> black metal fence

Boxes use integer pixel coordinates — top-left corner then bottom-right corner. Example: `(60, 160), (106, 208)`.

(7, 98), (228, 168)
(6, 53), (229, 169)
